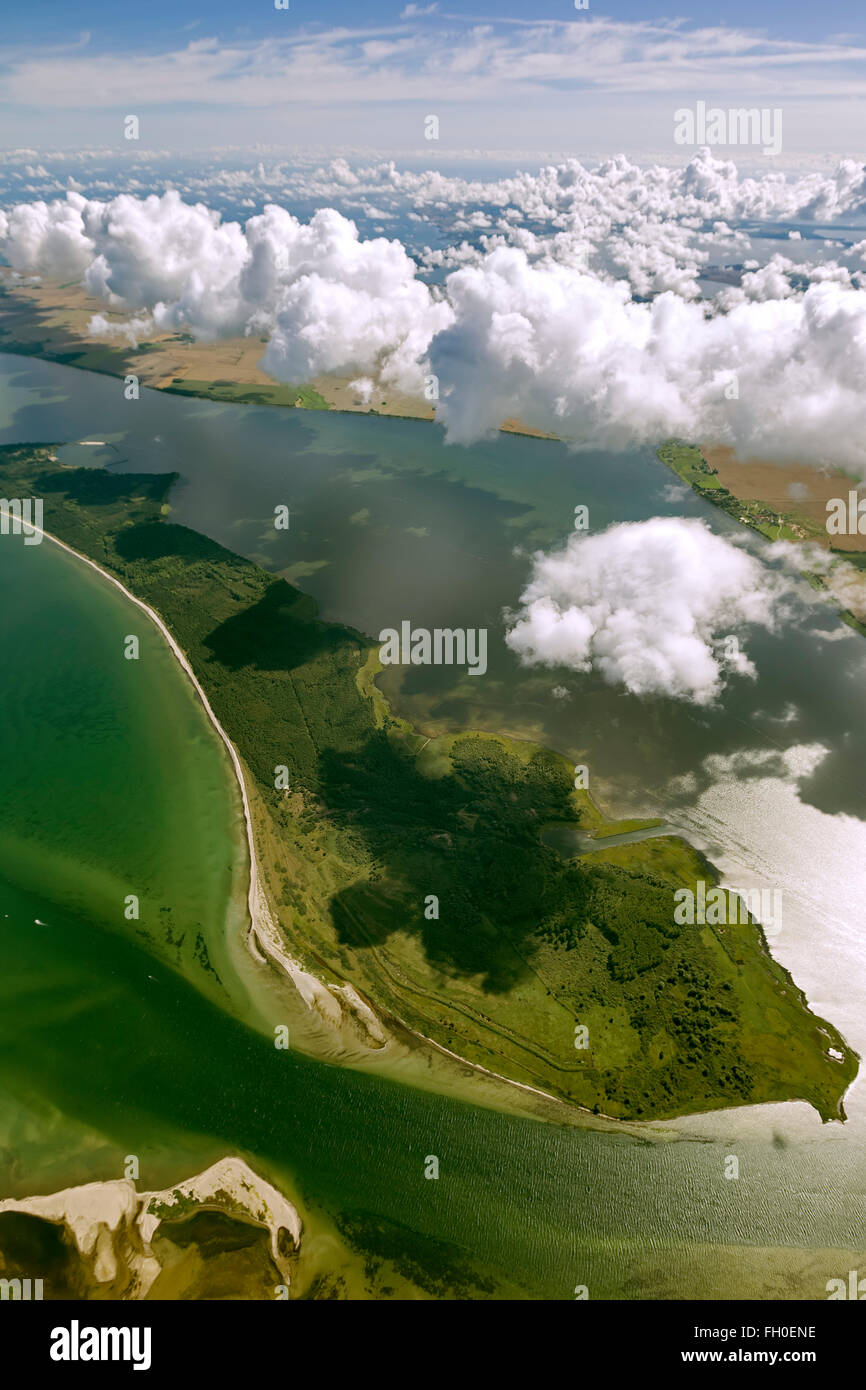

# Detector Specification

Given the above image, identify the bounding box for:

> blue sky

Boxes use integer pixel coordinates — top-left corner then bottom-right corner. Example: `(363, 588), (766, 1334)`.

(2, 2), (865, 156)
(4, 1), (866, 46)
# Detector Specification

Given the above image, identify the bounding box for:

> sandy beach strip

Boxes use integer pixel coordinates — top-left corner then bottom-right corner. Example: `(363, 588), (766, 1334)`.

(3, 511), (265, 937)
(1, 510), (383, 1026)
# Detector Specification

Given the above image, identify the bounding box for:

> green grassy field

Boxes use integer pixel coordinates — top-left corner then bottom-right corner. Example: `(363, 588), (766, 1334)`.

(658, 441), (726, 490)
(659, 441), (813, 535)
(161, 378), (330, 410)
(1, 444), (856, 1121)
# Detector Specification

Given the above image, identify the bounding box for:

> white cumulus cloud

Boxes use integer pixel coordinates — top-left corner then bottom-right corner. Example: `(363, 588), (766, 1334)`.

(430, 247), (866, 471)
(504, 518), (790, 705)
(0, 190), (451, 389)
(8, 158), (866, 467)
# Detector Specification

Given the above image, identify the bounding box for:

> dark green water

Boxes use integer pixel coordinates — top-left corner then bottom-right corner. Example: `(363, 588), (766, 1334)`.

(2, 354), (866, 1299)
(0, 534), (250, 999)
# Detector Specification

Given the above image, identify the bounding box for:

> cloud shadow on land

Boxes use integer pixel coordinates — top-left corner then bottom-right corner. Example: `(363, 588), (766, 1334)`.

(38, 465), (177, 509)
(201, 578), (360, 676)
(320, 732), (594, 992)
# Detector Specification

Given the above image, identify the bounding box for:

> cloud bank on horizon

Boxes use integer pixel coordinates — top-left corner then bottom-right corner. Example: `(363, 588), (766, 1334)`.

(4, 150), (866, 469)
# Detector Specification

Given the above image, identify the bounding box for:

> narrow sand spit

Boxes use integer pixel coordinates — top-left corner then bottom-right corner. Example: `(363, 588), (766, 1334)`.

(6, 513), (373, 1032)
(0, 1157), (301, 1296)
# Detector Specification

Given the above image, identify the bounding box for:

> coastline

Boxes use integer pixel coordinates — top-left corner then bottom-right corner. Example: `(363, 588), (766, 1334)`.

(10, 517), (387, 1022)
(0, 333), (556, 444)
(659, 441), (866, 639)
(6, 509), (608, 1126)
(0, 1156), (301, 1298)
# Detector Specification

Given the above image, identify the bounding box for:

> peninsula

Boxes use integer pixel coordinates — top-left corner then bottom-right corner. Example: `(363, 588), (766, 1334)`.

(0, 442), (855, 1124)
